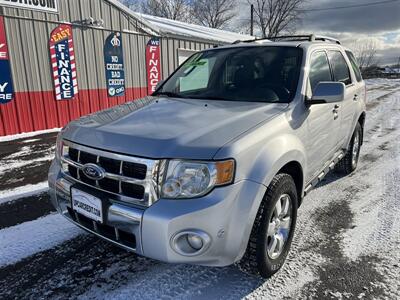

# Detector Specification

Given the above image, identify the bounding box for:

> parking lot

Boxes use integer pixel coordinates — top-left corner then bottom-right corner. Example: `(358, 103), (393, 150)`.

(0, 79), (399, 300)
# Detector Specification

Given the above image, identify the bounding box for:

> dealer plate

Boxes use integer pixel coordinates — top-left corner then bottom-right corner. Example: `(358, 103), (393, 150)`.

(71, 188), (103, 223)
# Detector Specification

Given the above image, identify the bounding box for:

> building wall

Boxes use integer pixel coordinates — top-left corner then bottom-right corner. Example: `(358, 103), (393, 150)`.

(0, 0), (214, 136)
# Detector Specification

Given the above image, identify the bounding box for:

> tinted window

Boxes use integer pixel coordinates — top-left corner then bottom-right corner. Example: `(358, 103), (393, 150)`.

(346, 50), (363, 82)
(158, 47), (303, 103)
(309, 51), (332, 92)
(328, 51), (352, 85)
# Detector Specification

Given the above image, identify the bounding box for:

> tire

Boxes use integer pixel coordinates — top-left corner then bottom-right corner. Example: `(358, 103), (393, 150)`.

(335, 123), (362, 175)
(238, 173), (298, 278)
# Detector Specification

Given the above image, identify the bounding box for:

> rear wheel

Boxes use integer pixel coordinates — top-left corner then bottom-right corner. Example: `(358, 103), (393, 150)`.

(238, 173), (298, 278)
(336, 123), (362, 175)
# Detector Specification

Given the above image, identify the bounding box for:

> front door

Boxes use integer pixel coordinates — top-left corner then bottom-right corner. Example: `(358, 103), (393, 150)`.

(305, 51), (342, 182)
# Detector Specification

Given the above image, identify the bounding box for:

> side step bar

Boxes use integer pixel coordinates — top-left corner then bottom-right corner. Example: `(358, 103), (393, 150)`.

(304, 151), (345, 196)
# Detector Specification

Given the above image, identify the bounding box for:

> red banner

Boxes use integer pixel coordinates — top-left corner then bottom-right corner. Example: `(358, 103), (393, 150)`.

(0, 16), (14, 104)
(146, 37), (161, 95)
(49, 24), (78, 100)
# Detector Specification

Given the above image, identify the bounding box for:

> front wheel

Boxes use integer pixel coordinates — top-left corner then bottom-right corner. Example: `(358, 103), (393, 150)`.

(238, 173), (298, 278)
(336, 123), (362, 175)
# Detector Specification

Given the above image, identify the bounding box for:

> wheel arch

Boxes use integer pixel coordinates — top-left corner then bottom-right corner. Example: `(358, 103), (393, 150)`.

(278, 161), (304, 206)
(358, 112), (366, 145)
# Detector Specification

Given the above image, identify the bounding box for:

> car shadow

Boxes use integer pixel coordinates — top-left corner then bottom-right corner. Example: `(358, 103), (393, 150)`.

(314, 171), (344, 189)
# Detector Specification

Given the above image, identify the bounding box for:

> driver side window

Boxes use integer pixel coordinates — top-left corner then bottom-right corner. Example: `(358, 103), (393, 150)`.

(309, 51), (332, 92)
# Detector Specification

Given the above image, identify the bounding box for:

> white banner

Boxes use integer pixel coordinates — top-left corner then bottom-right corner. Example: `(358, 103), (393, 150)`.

(0, 0), (58, 13)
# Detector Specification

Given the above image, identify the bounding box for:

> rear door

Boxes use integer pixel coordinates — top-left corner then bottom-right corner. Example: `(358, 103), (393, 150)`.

(327, 50), (357, 147)
(345, 50), (366, 138)
(305, 51), (341, 180)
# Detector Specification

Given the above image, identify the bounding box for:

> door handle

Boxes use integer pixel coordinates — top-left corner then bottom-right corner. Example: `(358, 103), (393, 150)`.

(333, 104), (340, 120)
(353, 94), (359, 101)
(333, 112), (339, 120)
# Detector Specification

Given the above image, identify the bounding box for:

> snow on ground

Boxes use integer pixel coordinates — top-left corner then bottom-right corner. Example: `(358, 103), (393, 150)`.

(0, 181), (48, 205)
(0, 128), (60, 142)
(365, 78), (400, 104)
(0, 143), (55, 174)
(0, 154), (54, 174)
(0, 79), (399, 299)
(0, 130), (57, 197)
(0, 213), (83, 267)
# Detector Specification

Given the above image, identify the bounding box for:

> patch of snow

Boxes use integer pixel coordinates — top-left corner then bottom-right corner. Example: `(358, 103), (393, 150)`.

(3, 145), (32, 159)
(22, 138), (41, 143)
(0, 213), (83, 267)
(137, 13), (254, 44)
(0, 182), (49, 204)
(0, 128), (60, 142)
(0, 140), (55, 174)
(0, 153), (54, 173)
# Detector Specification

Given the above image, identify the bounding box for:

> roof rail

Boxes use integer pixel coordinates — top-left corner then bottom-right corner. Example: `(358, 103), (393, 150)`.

(233, 34), (341, 45)
(269, 35), (341, 44)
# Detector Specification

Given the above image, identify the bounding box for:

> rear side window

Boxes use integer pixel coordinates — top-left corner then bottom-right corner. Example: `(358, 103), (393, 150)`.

(309, 51), (332, 92)
(328, 51), (352, 85)
(346, 50), (363, 82)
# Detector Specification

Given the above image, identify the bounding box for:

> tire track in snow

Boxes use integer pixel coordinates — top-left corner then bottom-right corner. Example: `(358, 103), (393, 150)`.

(339, 90), (400, 299)
(295, 87), (400, 299)
(0, 235), (159, 300)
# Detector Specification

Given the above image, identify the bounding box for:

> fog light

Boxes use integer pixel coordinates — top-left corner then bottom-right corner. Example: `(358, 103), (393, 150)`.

(187, 234), (203, 250)
(171, 230), (211, 256)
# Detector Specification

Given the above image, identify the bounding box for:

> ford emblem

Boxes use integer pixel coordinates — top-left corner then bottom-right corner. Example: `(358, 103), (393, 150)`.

(82, 163), (105, 180)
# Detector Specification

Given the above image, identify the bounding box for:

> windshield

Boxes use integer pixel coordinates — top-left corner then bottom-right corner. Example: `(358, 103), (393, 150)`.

(155, 46), (303, 103)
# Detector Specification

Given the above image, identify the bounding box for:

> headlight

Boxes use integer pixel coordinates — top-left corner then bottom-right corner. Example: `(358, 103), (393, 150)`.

(161, 159), (235, 199)
(55, 134), (69, 160)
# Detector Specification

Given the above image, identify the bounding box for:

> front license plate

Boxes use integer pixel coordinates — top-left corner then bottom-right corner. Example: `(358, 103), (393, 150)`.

(71, 188), (103, 223)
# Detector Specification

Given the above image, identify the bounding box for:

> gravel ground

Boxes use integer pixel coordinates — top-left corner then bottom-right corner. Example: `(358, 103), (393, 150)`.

(0, 79), (399, 300)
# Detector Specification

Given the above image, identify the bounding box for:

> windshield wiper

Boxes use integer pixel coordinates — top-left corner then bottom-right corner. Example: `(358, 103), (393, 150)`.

(153, 91), (183, 98)
(186, 95), (231, 101)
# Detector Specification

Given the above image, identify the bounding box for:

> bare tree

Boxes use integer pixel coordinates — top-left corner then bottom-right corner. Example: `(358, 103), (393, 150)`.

(191, 0), (237, 29)
(120, 0), (141, 11)
(246, 0), (305, 38)
(350, 39), (379, 70)
(140, 0), (191, 22)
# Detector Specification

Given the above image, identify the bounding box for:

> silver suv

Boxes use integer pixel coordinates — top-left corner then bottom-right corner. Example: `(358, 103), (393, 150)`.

(49, 35), (366, 278)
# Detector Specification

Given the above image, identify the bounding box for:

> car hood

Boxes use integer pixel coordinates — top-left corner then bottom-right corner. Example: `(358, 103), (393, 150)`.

(62, 97), (286, 159)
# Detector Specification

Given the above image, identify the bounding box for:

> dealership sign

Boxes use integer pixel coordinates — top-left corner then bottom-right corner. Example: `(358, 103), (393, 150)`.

(0, 16), (14, 104)
(146, 37), (161, 95)
(0, 0), (58, 13)
(104, 32), (125, 97)
(50, 24), (78, 100)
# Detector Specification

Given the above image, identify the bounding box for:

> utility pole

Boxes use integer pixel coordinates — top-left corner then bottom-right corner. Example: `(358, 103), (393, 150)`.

(250, 4), (254, 36)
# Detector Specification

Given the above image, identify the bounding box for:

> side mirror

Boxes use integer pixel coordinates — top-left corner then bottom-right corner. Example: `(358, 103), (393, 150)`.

(307, 82), (345, 105)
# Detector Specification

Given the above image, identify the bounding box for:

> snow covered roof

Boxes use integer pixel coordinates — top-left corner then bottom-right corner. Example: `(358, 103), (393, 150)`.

(135, 14), (254, 44)
(107, 0), (159, 36)
(383, 67), (400, 74)
(107, 0), (253, 44)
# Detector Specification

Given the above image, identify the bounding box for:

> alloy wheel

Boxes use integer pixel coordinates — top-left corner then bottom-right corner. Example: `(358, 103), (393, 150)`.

(352, 131), (360, 167)
(266, 194), (292, 260)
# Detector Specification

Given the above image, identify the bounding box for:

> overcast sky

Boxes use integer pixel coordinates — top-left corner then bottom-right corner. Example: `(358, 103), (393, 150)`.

(123, 0), (400, 65)
(237, 0), (400, 65)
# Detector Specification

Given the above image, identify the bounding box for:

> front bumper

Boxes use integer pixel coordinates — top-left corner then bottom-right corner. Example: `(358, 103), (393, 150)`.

(49, 160), (266, 266)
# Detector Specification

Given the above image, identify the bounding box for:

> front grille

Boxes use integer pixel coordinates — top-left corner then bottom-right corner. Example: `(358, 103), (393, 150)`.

(67, 208), (136, 249)
(61, 140), (160, 207)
